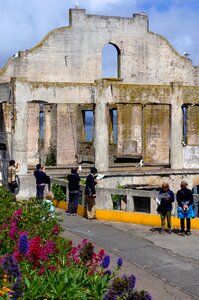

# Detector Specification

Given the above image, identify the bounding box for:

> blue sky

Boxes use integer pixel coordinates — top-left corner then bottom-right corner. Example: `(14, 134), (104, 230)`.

(0, 0), (199, 67)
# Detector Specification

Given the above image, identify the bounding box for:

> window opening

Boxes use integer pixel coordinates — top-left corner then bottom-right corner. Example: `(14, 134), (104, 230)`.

(192, 187), (199, 217)
(111, 194), (127, 210)
(109, 109), (117, 144)
(82, 110), (94, 142)
(182, 105), (187, 145)
(39, 104), (44, 147)
(0, 104), (3, 132)
(102, 43), (120, 78)
(133, 196), (150, 213)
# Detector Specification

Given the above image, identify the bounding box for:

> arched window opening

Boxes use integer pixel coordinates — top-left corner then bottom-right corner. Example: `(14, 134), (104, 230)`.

(102, 43), (120, 78)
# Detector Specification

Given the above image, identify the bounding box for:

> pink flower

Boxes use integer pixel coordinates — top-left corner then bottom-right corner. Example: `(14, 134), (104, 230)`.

(9, 221), (18, 239)
(38, 267), (45, 275)
(48, 265), (56, 271)
(27, 236), (42, 261)
(98, 249), (105, 257)
(52, 225), (60, 235)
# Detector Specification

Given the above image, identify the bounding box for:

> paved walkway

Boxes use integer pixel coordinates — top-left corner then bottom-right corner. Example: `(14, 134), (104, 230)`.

(57, 208), (199, 300)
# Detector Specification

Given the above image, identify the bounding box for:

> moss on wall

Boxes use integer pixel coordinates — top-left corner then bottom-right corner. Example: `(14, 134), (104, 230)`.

(111, 84), (172, 104)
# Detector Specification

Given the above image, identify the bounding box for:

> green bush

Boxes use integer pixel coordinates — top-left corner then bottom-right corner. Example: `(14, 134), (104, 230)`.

(111, 183), (125, 210)
(22, 266), (109, 299)
(0, 185), (15, 202)
(51, 184), (66, 201)
(45, 145), (56, 166)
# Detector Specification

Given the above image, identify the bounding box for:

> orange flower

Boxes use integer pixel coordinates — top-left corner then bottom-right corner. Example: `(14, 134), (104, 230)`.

(3, 278), (7, 283)
(0, 290), (5, 296)
(3, 287), (12, 292)
(3, 275), (7, 279)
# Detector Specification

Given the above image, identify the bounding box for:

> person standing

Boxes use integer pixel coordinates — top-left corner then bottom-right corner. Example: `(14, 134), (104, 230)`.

(85, 167), (98, 220)
(7, 159), (20, 200)
(157, 182), (174, 234)
(66, 167), (80, 216)
(177, 180), (195, 236)
(34, 164), (50, 200)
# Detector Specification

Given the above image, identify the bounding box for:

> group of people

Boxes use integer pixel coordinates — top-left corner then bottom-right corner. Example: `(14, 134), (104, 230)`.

(7, 159), (98, 220)
(157, 181), (195, 236)
(67, 166), (98, 220)
(7, 159), (196, 230)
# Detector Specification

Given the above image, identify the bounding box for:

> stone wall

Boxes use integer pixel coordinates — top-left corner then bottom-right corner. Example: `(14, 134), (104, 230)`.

(0, 9), (198, 85)
(1, 8), (199, 197)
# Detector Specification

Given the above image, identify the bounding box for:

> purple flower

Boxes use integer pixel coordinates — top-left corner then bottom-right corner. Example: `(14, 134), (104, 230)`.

(128, 274), (136, 290)
(103, 269), (112, 277)
(117, 257), (123, 267)
(2, 254), (21, 278)
(2, 254), (24, 299)
(19, 234), (28, 255)
(103, 288), (117, 300)
(101, 255), (110, 269)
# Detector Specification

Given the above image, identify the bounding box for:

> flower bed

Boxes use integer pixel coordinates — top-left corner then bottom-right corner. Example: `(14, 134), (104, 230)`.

(0, 185), (152, 299)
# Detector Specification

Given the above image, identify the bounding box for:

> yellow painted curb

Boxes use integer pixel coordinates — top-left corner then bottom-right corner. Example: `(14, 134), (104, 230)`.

(53, 201), (199, 230)
(53, 200), (85, 216)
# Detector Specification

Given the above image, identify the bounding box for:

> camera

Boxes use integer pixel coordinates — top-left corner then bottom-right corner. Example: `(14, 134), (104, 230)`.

(183, 207), (188, 211)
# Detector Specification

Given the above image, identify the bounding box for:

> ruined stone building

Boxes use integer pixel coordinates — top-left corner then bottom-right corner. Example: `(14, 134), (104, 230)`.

(1, 8), (199, 197)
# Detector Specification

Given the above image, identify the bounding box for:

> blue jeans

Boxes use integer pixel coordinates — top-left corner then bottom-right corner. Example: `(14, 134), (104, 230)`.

(68, 192), (79, 214)
(36, 184), (45, 200)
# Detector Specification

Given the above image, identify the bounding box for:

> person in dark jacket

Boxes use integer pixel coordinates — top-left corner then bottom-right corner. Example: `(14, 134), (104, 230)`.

(85, 167), (98, 220)
(157, 182), (174, 234)
(177, 180), (195, 236)
(66, 167), (80, 216)
(34, 164), (50, 200)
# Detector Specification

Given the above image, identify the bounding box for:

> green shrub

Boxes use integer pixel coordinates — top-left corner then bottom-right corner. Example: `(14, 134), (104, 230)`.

(111, 183), (125, 210)
(45, 145), (56, 166)
(51, 184), (66, 201)
(0, 185), (15, 202)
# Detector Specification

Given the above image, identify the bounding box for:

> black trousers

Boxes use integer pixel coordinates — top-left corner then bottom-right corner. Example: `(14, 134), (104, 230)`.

(180, 218), (190, 232)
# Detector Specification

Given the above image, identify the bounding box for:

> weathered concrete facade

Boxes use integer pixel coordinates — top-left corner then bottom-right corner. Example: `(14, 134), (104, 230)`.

(1, 8), (199, 197)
